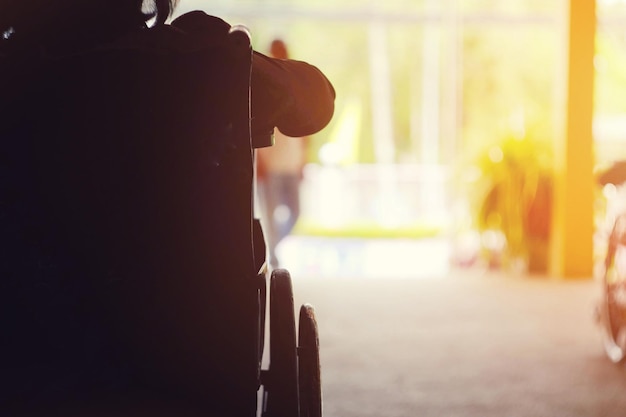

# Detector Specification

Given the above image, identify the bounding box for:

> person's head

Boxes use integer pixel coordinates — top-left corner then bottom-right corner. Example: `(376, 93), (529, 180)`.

(270, 39), (289, 60)
(0, 0), (178, 55)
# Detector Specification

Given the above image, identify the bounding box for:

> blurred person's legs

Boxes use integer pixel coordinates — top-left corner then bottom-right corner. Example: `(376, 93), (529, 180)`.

(261, 173), (302, 268)
(276, 174), (301, 240)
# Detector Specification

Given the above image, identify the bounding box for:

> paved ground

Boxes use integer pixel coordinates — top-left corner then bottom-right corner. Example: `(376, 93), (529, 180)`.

(290, 269), (626, 417)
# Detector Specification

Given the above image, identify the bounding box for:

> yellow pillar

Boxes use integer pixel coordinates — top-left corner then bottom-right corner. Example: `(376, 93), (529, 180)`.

(550, 0), (595, 278)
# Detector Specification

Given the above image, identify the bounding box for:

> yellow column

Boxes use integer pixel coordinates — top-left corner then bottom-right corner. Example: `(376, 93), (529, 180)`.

(550, 0), (595, 278)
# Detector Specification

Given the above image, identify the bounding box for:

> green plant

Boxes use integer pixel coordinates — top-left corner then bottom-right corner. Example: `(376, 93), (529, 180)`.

(473, 136), (553, 272)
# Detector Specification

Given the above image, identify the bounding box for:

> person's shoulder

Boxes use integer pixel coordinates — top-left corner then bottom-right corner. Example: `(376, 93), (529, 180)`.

(171, 11), (231, 40)
(101, 11), (232, 56)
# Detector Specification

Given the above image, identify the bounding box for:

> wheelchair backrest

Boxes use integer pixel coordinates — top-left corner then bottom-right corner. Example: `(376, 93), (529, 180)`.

(1, 24), (263, 411)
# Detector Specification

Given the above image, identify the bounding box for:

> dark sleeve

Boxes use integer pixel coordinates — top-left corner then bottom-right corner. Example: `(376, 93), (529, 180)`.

(171, 11), (335, 139)
(251, 51), (335, 138)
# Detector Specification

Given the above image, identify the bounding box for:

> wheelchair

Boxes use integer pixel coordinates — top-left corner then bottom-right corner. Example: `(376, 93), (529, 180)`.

(597, 212), (626, 364)
(594, 163), (626, 364)
(0, 24), (321, 417)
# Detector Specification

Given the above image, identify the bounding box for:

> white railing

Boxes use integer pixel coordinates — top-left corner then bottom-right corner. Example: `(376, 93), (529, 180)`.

(299, 163), (452, 231)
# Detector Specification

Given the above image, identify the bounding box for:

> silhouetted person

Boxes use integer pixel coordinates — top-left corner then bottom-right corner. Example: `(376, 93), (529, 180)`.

(0, 1), (334, 415)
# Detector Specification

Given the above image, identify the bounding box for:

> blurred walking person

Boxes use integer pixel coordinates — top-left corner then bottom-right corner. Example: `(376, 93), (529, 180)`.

(257, 39), (310, 269)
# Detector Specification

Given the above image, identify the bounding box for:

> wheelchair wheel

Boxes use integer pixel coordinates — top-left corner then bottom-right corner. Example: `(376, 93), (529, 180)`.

(602, 282), (626, 363)
(298, 304), (322, 417)
(601, 234), (626, 363)
(266, 268), (299, 417)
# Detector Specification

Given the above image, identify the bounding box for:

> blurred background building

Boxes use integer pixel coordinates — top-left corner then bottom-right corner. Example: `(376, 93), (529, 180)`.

(173, 0), (621, 280)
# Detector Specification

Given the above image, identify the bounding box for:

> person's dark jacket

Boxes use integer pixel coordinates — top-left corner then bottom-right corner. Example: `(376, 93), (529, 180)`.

(171, 11), (335, 140)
